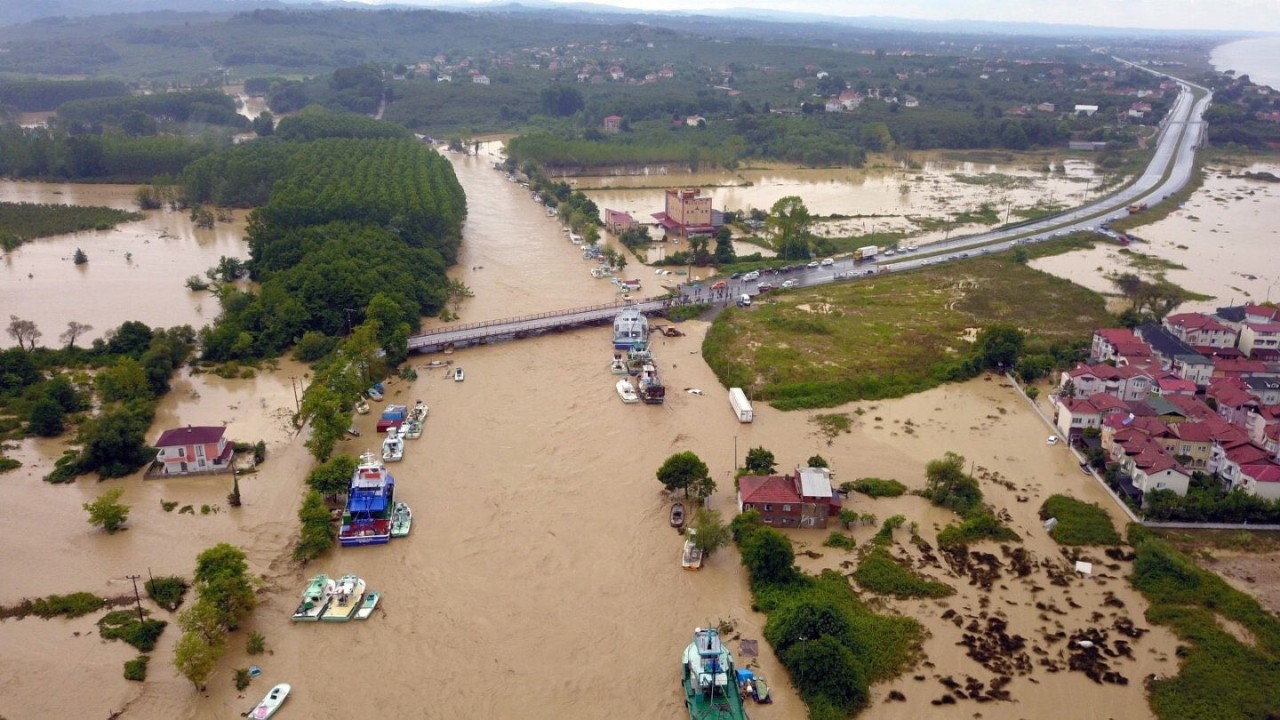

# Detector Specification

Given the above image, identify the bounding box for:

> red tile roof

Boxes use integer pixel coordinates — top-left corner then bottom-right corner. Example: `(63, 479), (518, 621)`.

(1171, 421), (1215, 442)
(739, 475), (801, 505)
(1167, 313), (1229, 333)
(1247, 322), (1280, 333)
(1086, 393), (1130, 413)
(155, 426), (226, 447)
(1242, 463), (1280, 483)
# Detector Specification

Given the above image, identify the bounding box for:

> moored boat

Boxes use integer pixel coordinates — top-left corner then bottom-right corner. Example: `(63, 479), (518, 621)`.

(354, 591), (380, 620)
(354, 398), (370, 415)
(411, 400), (428, 421)
(339, 452), (395, 546)
(609, 354), (628, 375)
(382, 432), (404, 463)
(390, 502), (412, 537)
(404, 418), (423, 439)
(616, 378), (640, 404)
(290, 574), (331, 622)
(682, 627), (747, 720)
(613, 307), (649, 349)
(681, 529), (703, 570)
(454, 367), (465, 382)
(320, 574), (366, 622)
(670, 502), (685, 530)
(638, 363), (666, 404)
(250, 683), (291, 719)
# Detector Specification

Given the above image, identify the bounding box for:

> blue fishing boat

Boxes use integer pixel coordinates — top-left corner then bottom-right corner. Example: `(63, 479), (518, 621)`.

(339, 452), (395, 546)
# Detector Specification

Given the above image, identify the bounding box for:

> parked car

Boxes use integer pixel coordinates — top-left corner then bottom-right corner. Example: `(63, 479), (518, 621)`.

(758, 283), (775, 292)
(806, 260), (820, 269)
(1047, 435), (1059, 445)
(737, 294), (751, 307)
(820, 257), (834, 266)
(781, 279), (798, 289)
(743, 270), (760, 282)
(730, 272), (742, 279)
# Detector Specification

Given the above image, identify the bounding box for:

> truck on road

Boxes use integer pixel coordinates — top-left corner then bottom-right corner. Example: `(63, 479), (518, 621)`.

(729, 387), (754, 423)
(853, 245), (880, 262)
(1127, 203), (1148, 214)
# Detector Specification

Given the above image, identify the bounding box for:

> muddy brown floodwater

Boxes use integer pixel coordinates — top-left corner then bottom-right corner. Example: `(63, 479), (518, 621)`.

(2, 145), (1176, 720)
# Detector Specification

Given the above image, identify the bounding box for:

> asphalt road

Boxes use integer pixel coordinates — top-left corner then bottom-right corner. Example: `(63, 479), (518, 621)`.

(686, 62), (1212, 305)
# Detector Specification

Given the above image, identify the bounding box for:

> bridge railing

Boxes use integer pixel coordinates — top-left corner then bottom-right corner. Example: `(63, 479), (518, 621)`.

(408, 295), (668, 342)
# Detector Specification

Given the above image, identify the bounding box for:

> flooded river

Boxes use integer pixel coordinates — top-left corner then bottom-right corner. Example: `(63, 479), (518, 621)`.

(1, 146), (1180, 720)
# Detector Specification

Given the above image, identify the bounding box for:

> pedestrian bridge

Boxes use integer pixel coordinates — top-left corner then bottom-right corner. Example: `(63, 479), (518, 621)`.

(407, 296), (678, 354)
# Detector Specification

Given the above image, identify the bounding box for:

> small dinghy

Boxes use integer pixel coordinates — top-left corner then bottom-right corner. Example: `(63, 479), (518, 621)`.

(669, 502), (685, 530)
(354, 591), (380, 620)
(249, 683), (290, 719)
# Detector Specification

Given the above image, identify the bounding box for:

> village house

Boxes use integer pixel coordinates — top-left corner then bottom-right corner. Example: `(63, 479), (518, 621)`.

(1245, 405), (1280, 453)
(1239, 321), (1280, 360)
(1209, 378), (1262, 427)
(1091, 328), (1151, 363)
(471, 74), (490, 85)
(1108, 427), (1191, 497)
(1244, 376), (1280, 406)
(604, 208), (636, 234)
(602, 115), (622, 134)
(737, 467), (841, 528)
(1054, 392), (1129, 441)
(1074, 104), (1099, 116)
(153, 425), (234, 476)
(651, 188), (719, 239)
(1037, 102), (1056, 112)
(1061, 363), (1153, 402)
(1163, 313), (1238, 351)
(685, 115), (706, 127)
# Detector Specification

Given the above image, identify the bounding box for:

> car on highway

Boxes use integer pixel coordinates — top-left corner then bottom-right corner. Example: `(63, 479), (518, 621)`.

(742, 270), (760, 282)
(758, 283), (775, 292)
(781, 279), (798, 289)
(806, 260), (820, 268)
(820, 258), (834, 266)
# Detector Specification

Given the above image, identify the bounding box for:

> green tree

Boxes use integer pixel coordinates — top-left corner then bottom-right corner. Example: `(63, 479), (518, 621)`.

(765, 196), (812, 260)
(252, 111), (275, 137)
(76, 405), (154, 478)
(781, 635), (867, 711)
(173, 627), (223, 691)
(73, 248), (88, 265)
(84, 487), (130, 533)
(28, 397), (66, 436)
(690, 508), (732, 558)
(740, 526), (797, 586)
(96, 356), (153, 403)
(294, 489), (334, 562)
(193, 543), (256, 630)
(656, 451), (710, 497)
(923, 452), (982, 517)
(806, 455), (829, 468)
(974, 323), (1025, 370)
(306, 454), (357, 501)
(744, 446), (777, 475)
(177, 599), (225, 646)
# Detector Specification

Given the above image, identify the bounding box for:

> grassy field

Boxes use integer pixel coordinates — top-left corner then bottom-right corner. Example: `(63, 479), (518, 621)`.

(702, 253), (1110, 409)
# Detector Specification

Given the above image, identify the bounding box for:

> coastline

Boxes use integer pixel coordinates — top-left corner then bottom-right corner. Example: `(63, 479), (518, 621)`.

(1211, 36), (1280, 92)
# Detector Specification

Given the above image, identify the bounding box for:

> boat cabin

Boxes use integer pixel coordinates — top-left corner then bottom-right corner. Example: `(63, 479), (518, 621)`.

(613, 307), (649, 349)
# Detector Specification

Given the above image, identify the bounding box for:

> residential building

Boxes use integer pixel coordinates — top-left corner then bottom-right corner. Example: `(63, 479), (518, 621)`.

(1239, 322), (1280, 360)
(602, 115), (622, 134)
(1061, 363), (1153, 402)
(1074, 104), (1099, 116)
(1164, 313), (1238, 350)
(1245, 376), (1280, 406)
(153, 425), (234, 476)
(1237, 462), (1280, 501)
(651, 188), (717, 238)
(604, 209), (637, 235)
(1054, 393), (1128, 440)
(685, 115), (706, 127)
(472, 74), (490, 85)
(1091, 328), (1151, 363)
(737, 467), (841, 528)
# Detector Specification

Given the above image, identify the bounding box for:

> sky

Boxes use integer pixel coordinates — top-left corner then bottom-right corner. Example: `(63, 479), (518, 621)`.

(352, 0), (1280, 33)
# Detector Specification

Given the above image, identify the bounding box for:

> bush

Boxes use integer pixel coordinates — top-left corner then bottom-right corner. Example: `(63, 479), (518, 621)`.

(823, 532), (857, 550)
(123, 655), (149, 682)
(83, 487), (131, 533)
(23, 592), (106, 619)
(293, 489), (334, 563)
(144, 576), (188, 609)
(936, 511), (1020, 549)
(234, 667), (252, 691)
(247, 631), (266, 655)
(1039, 494), (1120, 546)
(854, 547), (954, 598)
(98, 610), (167, 652)
(846, 477), (907, 498)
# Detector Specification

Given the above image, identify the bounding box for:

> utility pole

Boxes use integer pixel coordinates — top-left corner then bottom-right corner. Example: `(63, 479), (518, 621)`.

(344, 308), (357, 335)
(126, 574), (144, 622)
(290, 377), (300, 414)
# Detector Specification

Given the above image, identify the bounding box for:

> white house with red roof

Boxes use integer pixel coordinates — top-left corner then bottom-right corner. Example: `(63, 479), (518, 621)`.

(1163, 313), (1238, 351)
(153, 425), (234, 476)
(1208, 377), (1261, 427)
(1154, 373), (1198, 396)
(737, 467), (840, 528)
(1237, 462), (1280, 501)
(1091, 328), (1151, 363)
(1239, 321), (1280, 360)
(1061, 363), (1153, 402)
(1054, 393), (1128, 440)
(1109, 428), (1191, 496)
(1244, 304), (1280, 324)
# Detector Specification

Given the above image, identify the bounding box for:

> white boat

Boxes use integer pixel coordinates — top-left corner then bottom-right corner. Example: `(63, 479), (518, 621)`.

(453, 367), (465, 382)
(609, 354), (628, 375)
(404, 418), (422, 439)
(249, 683), (291, 719)
(354, 591), (381, 620)
(616, 379), (640, 404)
(682, 529), (703, 570)
(290, 574), (330, 622)
(382, 433), (404, 462)
(354, 398), (370, 415)
(390, 502), (412, 537)
(411, 400), (428, 421)
(321, 575), (366, 622)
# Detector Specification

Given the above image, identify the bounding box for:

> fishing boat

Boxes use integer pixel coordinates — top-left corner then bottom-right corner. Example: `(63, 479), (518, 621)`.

(390, 502), (412, 538)
(290, 574), (331, 622)
(609, 354), (628, 375)
(339, 452), (395, 546)
(670, 502), (685, 530)
(638, 363), (666, 405)
(354, 398), (370, 415)
(404, 418), (423, 439)
(249, 683), (291, 719)
(616, 378), (640, 404)
(320, 574), (366, 622)
(681, 529), (703, 570)
(366, 383), (384, 401)
(613, 307), (649, 349)
(454, 367), (465, 382)
(411, 400), (428, 421)
(682, 627), (747, 720)
(382, 432), (404, 463)
(354, 591), (380, 620)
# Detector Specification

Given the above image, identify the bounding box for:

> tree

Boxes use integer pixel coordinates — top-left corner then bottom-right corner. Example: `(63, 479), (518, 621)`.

(923, 452), (982, 516)
(173, 627), (223, 691)
(7, 315), (41, 351)
(60, 321), (93, 348)
(744, 446), (776, 475)
(193, 543), (256, 630)
(73, 248), (88, 265)
(780, 635), (867, 710)
(252, 111), (275, 137)
(765, 196), (812, 260)
(306, 454), (357, 501)
(656, 451), (710, 497)
(974, 323), (1025, 370)
(690, 508), (731, 558)
(806, 455), (829, 468)
(294, 489), (334, 562)
(1057, 378), (1078, 399)
(28, 397), (65, 436)
(740, 526), (797, 586)
(84, 487), (130, 533)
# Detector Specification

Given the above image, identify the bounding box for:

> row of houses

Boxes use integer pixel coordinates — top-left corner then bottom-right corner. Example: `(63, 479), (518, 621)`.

(1053, 305), (1280, 502)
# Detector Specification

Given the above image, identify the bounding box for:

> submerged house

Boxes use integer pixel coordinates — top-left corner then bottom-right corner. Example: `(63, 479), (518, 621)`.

(153, 425), (234, 476)
(737, 467), (841, 528)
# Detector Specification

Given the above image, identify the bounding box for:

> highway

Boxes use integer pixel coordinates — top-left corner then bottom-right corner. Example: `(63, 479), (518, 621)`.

(695, 64), (1212, 302)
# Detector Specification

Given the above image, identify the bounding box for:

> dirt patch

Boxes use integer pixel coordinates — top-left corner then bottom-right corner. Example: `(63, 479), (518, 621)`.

(1201, 550), (1280, 617)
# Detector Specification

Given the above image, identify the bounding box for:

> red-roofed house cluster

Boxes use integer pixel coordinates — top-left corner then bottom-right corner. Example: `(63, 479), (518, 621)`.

(1054, 305), (1280, 504)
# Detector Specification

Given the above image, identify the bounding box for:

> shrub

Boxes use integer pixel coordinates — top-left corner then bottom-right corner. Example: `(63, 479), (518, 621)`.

(294, 489), (335, 563)
(27, 592), (106, 619)
(1039, 494), (1121, 546)
(247, 631), (266, 655)
(847, 477), (907, 498)
(98, 610), (167, 652)
(124, 655), (149, 682)
(234, 667), (252, 691)
(145, 576), (188, 609)
(823, 532), (857, 550)
(161, 500), (178, 512)
(854, 547), (954, 598)
(83, 488), (131, 533)
(936, 511), (1020, 548)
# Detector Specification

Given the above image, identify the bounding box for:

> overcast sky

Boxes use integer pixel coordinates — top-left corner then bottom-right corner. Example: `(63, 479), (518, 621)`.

(359, 0), (1280, 33)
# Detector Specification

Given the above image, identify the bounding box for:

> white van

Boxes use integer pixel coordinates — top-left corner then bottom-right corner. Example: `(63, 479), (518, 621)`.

(742, 271), (760, 282)
(738, 294), (752, 307)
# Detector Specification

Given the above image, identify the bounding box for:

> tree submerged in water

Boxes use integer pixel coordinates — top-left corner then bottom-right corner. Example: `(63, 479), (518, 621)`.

(73, 248), (88, 265)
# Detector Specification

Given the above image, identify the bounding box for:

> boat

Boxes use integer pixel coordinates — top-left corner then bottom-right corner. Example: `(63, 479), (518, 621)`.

(339, 451), (395, 546)
(682, 627), (747, 720)
(612, 307), (649, 349)
(354, 591), (380, 620)
(735, 669), (771, 704)
(454, 367), (465, 382)
(426, 360), (450, 369)
(681, 529), (703, 570)
(390, 502), (412, 537)
(410, 400), (428, 422)
(290, 574), (331, 622)
(617, 378), (640, 404)
(320, 574), (366, 622)
(638, 363), (666, 405)
(354, 398), (370, 415)
(249, 683), (291, 719)
(609, 354), (628, 375)
(382, 432), (404, 463)
(670, 502), (685, 530)
(366, 383), (384, 401)
(404, 418), (423, 439)
(347, 426), (361, 437)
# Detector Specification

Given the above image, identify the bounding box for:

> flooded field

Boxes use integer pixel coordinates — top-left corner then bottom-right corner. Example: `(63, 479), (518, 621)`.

(0, 181), (249, 347)
(0, 144), (1200, 720)
(1031, 162), (1280, 311)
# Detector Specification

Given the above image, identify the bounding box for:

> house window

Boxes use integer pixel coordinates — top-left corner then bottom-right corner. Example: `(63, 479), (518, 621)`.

(764, 504), (773, 511)
(1156, 482), (1166, 489)
(196, 445), (205, 459)
(176, 447), (184, 458)
(782, 505), (791, 512)
(764, 516), (773, 524)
